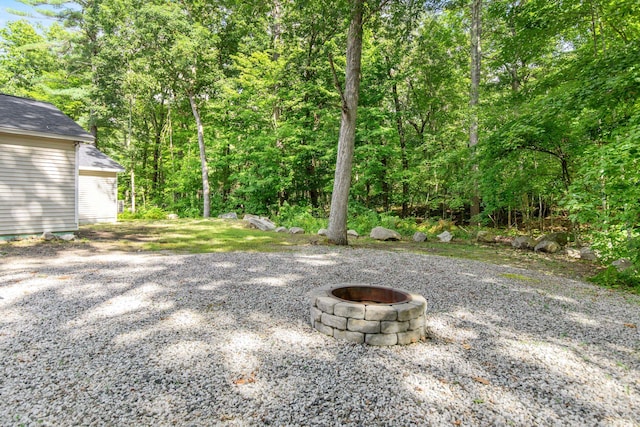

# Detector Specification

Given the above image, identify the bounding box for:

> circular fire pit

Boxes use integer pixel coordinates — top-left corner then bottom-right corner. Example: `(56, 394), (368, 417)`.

(309, 284), (427, 346)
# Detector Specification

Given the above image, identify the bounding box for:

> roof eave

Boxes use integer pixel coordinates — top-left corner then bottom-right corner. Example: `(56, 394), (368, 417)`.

(0, 126), (95, 143)
(80, 166), (126, 173)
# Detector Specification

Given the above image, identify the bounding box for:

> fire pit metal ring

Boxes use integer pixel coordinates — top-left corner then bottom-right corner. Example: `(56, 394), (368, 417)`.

(309, 284), (427, 346)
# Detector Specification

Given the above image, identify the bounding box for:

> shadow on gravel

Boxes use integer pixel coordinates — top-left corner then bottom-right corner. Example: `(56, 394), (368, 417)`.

(1, 249), (638, 425)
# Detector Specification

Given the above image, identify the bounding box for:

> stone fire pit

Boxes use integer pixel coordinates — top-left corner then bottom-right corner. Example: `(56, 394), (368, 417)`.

(309, 284), (427, 346)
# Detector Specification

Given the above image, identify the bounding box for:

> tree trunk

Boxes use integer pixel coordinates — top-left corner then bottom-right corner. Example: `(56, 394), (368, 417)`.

(188, 92), (210, 218)
(391, 80), (409, 217)
(327, 0), (364, 245)
(126, 98), (136, 213)
(469, 0), (482, 220)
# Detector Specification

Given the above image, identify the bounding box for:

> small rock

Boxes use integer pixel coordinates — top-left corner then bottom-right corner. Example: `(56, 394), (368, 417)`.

(347, 230), (359, 238)
(612, 258), (633, 272)
(318, 229), (328, 236)
(218, 212), (238, 219)
(289, 227), (305, 234)
(476, 231), (496, 243)
(275, 227), (288, 233)
(59, 234), (76, 241)
(370, 226), (401, 241)
(42, 231), (57, 241)
(166, 213), (179, 220)
(565, 248), (581, 259)
(437, 231), (453, 243)
(512, 236), (537, 250)
(580, 247), (598, 261)
(534, 240), (561, 254)
(413, 232), (427, 242)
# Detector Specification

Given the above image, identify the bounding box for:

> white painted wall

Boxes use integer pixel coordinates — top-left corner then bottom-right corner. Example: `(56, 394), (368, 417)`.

(78, 170), (119, 224)
(0, 134), (77, 236)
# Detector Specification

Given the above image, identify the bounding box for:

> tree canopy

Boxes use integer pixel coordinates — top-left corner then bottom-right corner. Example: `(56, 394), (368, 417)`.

(1, 0), (638, 265)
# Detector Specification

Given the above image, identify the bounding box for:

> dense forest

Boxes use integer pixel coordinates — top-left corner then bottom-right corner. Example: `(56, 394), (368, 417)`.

(1, 1), (639, 271)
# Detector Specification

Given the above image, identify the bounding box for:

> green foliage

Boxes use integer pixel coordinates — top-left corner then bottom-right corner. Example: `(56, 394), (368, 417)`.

(2, 0), (638, 260)
(118, 207), (168, 220)
(589, 266), (640, 294)
(276, 202), (327, 233)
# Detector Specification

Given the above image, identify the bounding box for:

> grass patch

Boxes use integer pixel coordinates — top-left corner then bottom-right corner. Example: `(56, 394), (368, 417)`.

(0, 219), (601, 285)
(79, 219), (312, 253)
(500, 273), (541, 283)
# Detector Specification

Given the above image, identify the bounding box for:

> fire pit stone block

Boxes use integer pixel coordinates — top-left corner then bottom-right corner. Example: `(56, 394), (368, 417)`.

(365, 305), (398, 321)
(334, 302), (366, 319)
(321, 313), (347, 330)
(334, 329), (365, 344)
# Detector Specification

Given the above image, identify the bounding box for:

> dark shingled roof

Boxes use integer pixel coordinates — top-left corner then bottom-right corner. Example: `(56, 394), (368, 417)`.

(79, 143), (125, 173)
(0, 93), (94, 142)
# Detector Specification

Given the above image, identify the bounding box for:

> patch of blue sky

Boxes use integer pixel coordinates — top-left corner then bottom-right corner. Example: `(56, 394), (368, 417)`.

(0, 0), (64, 29)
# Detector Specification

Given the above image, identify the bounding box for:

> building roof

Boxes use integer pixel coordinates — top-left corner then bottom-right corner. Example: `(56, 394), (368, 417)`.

(0, 93), (95, 142)
(79, 143), (125, 173)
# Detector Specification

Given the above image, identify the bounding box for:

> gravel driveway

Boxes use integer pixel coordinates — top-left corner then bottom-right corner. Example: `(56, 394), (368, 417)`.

(1, 247), (639, 426)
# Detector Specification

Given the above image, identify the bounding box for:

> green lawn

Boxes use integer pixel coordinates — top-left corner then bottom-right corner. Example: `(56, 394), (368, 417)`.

(79, 218), (314, 253)
(73, 219), (601, 282)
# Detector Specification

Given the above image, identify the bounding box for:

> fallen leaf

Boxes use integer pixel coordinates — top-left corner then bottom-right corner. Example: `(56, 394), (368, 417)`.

(462, 343), (472, 350)
(233, 372), (256, 385)
(624, 323), (637, 329)
(472, 376), (490, 385)
(57, 276), (71, 280)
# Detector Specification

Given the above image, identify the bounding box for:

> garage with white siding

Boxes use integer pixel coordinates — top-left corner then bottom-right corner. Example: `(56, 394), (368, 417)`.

(0, 94), (95, 237)
(78, 144), (125, 224)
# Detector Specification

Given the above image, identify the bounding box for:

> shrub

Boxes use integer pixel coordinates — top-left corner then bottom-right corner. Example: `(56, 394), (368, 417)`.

(589, 266), (640, 294)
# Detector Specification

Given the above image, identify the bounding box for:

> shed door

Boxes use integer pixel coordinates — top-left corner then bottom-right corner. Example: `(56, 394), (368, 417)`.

(78, 170), (118, 224)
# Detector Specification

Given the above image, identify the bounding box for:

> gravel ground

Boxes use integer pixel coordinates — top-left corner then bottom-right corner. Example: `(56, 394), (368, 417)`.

(1, 246), (639, 426)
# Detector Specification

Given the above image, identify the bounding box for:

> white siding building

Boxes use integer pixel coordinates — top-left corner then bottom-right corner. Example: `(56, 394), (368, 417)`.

(78, 144), (125, 224)
(0, 94), (95, 237)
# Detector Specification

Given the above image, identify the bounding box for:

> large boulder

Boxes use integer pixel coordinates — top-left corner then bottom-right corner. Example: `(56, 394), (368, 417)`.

(289, 227), (305, 234)
(476, 231), (496, 243)
(370, 226), (401, 241)
(347, 230), (359, 238)
(534, 240), (561, 254)
(579, 247), (598, 261)
(437, 231), (453, 243)
(537, 232), (570, 247)
(243, 215), (277, 231)
(612, 258), (633, 272)
(413, 232), (427, 242)
(275, 226), (288, 233)
(512, 236), (537, 250)
(218, 212), (238, 220)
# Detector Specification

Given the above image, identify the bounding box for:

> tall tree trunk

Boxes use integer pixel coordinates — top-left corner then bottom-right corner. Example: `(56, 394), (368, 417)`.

(188, 92), (210, 218)
(127, 97), (136, 213)
(469, 0), (482, 220)
(391, 81), (409, 217)
(327, 0), (364, 245)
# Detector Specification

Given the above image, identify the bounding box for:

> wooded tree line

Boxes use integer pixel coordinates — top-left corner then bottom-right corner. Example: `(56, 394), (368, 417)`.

(1, 0), (639, 262)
